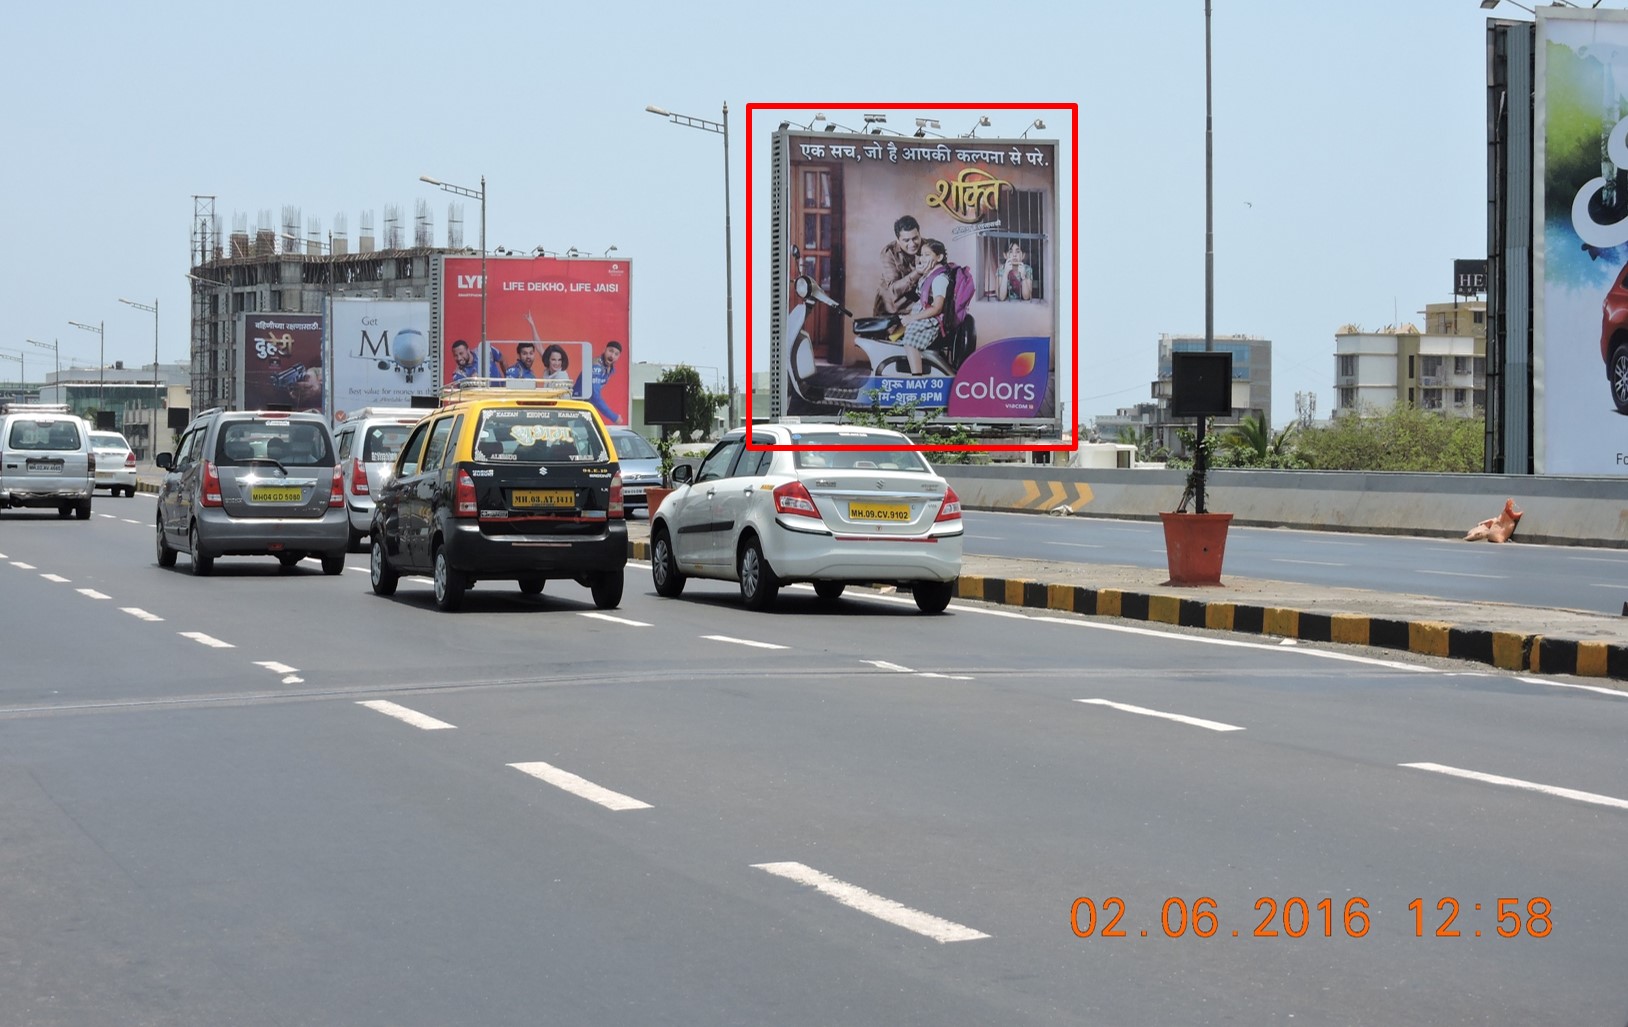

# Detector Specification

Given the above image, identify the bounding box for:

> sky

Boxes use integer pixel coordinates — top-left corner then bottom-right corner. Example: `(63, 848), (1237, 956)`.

(0, 0), (1535, 433)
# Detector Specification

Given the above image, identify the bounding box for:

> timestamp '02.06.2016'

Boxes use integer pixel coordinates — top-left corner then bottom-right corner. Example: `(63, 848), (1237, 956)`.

(1068, 897), (1553, 940)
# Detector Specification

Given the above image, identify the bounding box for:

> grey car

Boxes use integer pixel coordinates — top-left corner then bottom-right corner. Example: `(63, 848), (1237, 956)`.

(0, 405), (94, 518)
(155, 408), (349, 575)
(608, 427), (663, 514)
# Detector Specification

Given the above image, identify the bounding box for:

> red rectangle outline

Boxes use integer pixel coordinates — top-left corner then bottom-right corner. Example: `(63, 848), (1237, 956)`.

(744, 102), (1078, 454)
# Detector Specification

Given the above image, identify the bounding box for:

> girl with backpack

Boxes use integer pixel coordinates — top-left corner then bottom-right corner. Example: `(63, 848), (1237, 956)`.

(899, 239), (955, 375)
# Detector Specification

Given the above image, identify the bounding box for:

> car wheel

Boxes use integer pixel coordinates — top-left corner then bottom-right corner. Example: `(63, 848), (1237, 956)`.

(813, 581), (846, 602)
(320, 552), (346, 576)
(188, 523), (213, 576)
(369, 538), (399, 597)
(57, 504), (72, 518)
(74, 499), (92, 520)
(738, 537), (779, 611)
(433, 545), (466, 612)
(518, 574), (546, 595)
(651, 527), (686, 598)
(1611, 342), (1628, 414)
(913, 579), (954, 614)
(590, 572), (624, 609)
(155, 514), (177, 568)
(278, 553), (302, 571)
(347, 526), (367, 553)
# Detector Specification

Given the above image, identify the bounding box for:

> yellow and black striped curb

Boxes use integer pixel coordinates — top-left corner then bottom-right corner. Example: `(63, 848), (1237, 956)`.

(951, 573), (1628, 683)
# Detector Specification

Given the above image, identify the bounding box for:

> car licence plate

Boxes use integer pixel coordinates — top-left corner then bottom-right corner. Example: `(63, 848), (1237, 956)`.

(512, 488), (576, 508)
(250, 486), (303, 502)
(26, 458), (64, 473)
(848, 501), (910, 522)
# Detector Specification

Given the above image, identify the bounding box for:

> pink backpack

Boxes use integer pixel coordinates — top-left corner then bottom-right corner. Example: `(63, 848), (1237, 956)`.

(921, 262), (976, 337)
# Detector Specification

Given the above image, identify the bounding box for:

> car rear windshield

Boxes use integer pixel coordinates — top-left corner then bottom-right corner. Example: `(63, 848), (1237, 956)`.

(790, 432), (934, 473)
(215, 419), (334, 467)
(474, 407), (609, 463)
(7, 419), (82, 451)
(90, 432), (129, 450)
(363, 424), (414, 463)
(611, 432), (658, 460)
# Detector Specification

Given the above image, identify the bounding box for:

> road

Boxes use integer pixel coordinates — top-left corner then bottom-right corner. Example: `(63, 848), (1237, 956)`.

(964, 510), (1628, 614)
(2, 496), (1626, 1025)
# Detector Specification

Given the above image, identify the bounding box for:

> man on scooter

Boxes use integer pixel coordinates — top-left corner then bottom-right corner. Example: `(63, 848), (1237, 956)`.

(874, 214), (929, 316)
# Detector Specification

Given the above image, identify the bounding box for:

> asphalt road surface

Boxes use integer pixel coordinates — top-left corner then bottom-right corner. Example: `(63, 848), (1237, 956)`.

(2, 496), (1625, 1025)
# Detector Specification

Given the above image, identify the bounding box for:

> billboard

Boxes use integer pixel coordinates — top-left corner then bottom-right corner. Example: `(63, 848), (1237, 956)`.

(330, 299), (434, 421)
(237, 312), (325, 414)
(1534, 8), (1628, 474)
(767, 121), (1062, 431)
(437, 255), (632, 425)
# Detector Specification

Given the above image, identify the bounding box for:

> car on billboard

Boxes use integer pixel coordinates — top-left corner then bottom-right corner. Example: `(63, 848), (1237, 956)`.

(648, 425), (963, 613)
(1602, 264), (1628, 414)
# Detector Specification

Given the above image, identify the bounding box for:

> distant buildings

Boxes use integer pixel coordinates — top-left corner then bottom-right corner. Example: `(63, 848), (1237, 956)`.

(1333, 301), (1485, 418)
(1092, 333), (1273, 458)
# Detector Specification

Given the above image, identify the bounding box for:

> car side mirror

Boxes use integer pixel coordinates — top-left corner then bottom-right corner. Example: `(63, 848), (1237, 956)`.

(156, 452), (173, 470)
(670, 463), (694, 485)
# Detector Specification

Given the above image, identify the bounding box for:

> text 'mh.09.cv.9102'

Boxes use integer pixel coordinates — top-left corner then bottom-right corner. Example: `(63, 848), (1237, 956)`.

(648, 425), (963, 613)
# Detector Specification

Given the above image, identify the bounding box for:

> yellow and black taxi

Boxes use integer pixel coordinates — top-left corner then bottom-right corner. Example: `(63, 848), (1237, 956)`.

(368, 383), (628, 611)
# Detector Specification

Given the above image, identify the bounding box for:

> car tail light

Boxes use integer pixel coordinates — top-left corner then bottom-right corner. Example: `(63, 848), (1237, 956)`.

(935, 485), (962, 522)
(609, 469), (624, 519)
(87, 451), (96, 476)
(202, 460), (222, 507)
(454, 468), (478, 517)
(329, 465), (344, 507)
(350, 456), (369, 495)
(773, 480), (822, 519)
(123, 451), (136, 469)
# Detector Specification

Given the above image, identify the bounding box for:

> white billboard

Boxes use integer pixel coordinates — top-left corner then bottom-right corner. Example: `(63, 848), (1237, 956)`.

(329, 299), (434, 422)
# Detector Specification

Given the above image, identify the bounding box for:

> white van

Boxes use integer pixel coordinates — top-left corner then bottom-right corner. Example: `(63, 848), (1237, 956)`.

(0, 404), (95, 518)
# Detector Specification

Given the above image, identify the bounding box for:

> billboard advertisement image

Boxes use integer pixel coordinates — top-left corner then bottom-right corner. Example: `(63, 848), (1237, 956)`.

(238, 312), (325, 414)
(1535, 8), (1628, 474)
(438, 256), (631, 425)
(769, 123), (1061, 429)
(330, 299), (434, 421)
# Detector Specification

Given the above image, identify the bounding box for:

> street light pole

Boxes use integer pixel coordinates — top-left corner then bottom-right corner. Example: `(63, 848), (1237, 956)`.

(27, 338), (59, 379)
(68, 319), (105, 415)
(420, 174), (487, 381)
(646, 102), (736, 430)
(119, 297), (159, 403)
(1198, 0), (1215, 513)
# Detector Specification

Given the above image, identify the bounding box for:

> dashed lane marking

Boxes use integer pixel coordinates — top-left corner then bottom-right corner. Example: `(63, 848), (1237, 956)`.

(1076, 698), (1245, 733)
(578, 612), (653, 627)
(40, 574), (70, 583)
(121, 608), (163, 622)
(1401, 762), (1628, 811)
(178, 632), (233, 649)
(357, 699), (454, 730)
(507, 761), (652, 811)
(10, 562), (36, 570)
(77, 588), (111, 599)
(703, 635), (789, 650)
(752, 861), (990, 944)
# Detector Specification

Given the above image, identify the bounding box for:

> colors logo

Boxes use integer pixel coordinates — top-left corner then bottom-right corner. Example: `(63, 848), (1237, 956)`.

(946, 337), (1051, 419)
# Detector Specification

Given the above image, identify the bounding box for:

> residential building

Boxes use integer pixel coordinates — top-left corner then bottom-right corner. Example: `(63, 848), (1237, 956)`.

(1333, 301), (1485, 417)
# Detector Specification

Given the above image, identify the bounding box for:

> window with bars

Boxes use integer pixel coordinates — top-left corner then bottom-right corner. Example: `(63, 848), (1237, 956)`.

(977, 189), (1045, 301)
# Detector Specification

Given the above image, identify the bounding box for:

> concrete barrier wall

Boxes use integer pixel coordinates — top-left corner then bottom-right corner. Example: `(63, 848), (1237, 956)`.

(940, 465), (1628, 547)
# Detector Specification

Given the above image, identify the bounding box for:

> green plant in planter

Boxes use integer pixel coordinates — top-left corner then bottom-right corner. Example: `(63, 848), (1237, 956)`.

(1173, 424), (1216, 514)
(650, 430), (678, 486)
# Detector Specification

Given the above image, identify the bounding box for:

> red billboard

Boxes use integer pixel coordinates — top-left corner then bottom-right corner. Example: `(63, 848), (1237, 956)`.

(438, 256), (632, 425)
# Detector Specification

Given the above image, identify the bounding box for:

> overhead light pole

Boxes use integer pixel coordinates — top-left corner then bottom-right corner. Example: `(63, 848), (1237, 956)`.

(646, 102), (736, 429)
(119, 297), (160, 407)
(27, 338), (59, 379)
(420, 174), (487, 381)
(0, 349), (22, 393)
(68, 319), (105, 414)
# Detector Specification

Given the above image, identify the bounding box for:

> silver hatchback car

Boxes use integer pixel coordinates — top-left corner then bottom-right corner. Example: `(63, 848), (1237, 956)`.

(155, 408), (349, 575)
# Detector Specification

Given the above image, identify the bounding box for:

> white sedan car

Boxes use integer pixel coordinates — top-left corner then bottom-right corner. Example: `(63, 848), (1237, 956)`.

(89, 430), (138, 497)
(649, 425), (963, 613)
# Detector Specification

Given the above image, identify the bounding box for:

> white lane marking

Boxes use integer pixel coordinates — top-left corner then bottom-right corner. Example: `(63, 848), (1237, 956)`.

(97, 513), (117, 519)
(1401, 762), (1628, 811)
(1416, 569), (1505, 580)
(1051, 541), (1103, 549)
(121, 608), (163, 622)
(752, 862), (990, 944)
(178, 632), (234, 649)
(0, 551), (7, 558)
(919, 672), (975, 680)
(10, 562), (36, 570)
(1588, 582), (1628, 590)
(507, 761), (651, 811)
(1517, 676), (1628, 698)
(1027, 615), (1435, 672)
(703, 635), (789, 650)
(1305, 540), (1364, 547)
(1271, 559), (1345, 566)
(40, 573), (70, 583)
(121, 518), (143, 525)
(967, 534), (1004, 540)
(579, 612), (652, 627)
(255, 661), (299, 674)
(1076, 698), (1245, 732)
(78, 588), (111, 600)
(357, 699), (456, 730)
(864, 659), (915, 673)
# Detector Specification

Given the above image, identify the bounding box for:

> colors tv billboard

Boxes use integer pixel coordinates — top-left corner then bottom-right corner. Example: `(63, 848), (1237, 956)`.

(436, 255), (632, 425)
(1535, 8), (1628, 474)
(237, 312), (325, 414)
(768, 124), (1061, 429)
(330, 299), (434, 421)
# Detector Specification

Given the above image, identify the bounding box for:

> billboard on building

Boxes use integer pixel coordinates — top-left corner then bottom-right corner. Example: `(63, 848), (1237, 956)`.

(329, 298), (434, 421)
(1534, 8), (1628, 474)
(765, 118), (1064, 435)
(237, 312), (325, 414)
(435, 255), (632, 426)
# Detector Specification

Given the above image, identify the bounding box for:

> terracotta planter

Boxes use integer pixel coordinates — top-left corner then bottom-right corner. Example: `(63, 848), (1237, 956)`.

(1159, 511), (1233, 586)
(643, 486), (675, 515)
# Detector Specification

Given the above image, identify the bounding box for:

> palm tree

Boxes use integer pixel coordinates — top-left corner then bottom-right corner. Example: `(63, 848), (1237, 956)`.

(1225, 414), (1296, 466)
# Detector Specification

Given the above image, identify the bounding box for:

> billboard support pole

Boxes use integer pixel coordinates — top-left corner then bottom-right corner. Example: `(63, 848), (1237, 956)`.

(421, 174), (489, 381)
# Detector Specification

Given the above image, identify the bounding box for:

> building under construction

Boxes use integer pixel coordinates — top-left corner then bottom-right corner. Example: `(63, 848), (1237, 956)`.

(187, 195), (468, 413)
